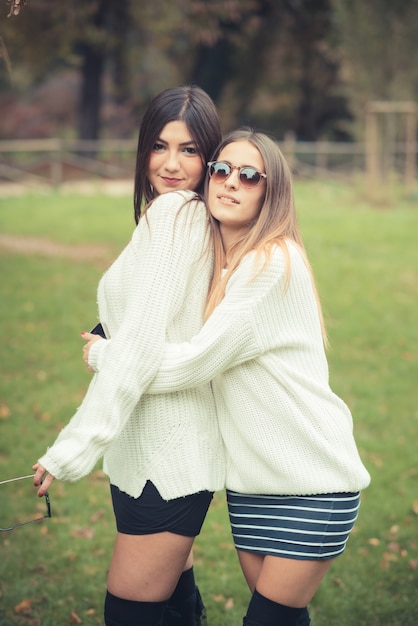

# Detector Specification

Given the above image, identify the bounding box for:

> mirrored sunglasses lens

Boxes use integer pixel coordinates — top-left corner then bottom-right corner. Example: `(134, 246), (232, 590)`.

(211, 162), (231, 182)
(240, 167), (261, 187)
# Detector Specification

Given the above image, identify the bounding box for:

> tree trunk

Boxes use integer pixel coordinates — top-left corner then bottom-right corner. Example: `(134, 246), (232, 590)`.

(78, 42), (105, 141)
(189, 38), (234, 103)
(77, 0), (112, 142)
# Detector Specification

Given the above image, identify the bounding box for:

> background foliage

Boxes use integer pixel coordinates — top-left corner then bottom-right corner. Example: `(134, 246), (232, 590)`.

(0, 0), (417, 141)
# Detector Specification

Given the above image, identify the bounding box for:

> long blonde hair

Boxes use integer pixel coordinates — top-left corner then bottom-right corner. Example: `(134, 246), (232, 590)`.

(204, 129), (327, 345)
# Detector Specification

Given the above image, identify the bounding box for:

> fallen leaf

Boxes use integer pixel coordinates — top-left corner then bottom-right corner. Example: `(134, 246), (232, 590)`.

(369, 454), (383, 468)
(412, 501), (418, 515)
(225, 597), (234, 609)
(368, 537), (380, 546)
(90, 509), (105, 523)
(380, 551), (398, 569)
(0, 403), (10, 419)
(409, 560), (418, 570)
(70, 527), (95, 539)
(213, 595), (225, 603)
(69, 610), (82, 624)
(29, 564), (47, 574)
(33, 405), (51, 421)
(14, 598), (32, 614)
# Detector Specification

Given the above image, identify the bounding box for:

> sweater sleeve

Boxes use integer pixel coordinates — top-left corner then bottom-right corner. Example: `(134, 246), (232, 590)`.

(86, 336), (108, 373)
(147, 249), (287, 393)
(38, 191), (208, 482)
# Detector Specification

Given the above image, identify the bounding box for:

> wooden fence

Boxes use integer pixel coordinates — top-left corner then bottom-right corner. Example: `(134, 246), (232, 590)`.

(0, 137), (416, 190)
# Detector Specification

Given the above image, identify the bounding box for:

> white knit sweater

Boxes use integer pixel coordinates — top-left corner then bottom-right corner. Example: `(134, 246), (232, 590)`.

(148, 241), (371, 496)
(38, 190), (225, 499)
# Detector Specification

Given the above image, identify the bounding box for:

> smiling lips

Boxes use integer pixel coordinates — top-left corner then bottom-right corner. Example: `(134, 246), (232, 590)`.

(218, 194), (239, 204)
(161, 177), (183, 185)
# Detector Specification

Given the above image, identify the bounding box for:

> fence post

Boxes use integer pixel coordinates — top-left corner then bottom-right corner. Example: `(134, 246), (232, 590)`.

(50, 140), (63, 187)
(365, 105), (380, 197)
(366, 101), (417, 199)
(316, 141), (328, 173)
(405, 109), (416, 193)
(283, 131), (296, 172)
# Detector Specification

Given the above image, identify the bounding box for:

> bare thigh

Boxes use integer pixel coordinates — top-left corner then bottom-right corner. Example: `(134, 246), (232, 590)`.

(238, 550), (334, 608)
(107, 531), (195, 601)
(237, 550), (264, 592)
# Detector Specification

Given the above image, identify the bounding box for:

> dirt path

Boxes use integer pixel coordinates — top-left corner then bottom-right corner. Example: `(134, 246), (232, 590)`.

(0, 179), (133, 197)
(0, 234), (113, 264)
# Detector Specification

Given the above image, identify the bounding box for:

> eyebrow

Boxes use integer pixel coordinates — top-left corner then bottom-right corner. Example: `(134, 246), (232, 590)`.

(156, 137), (197, 147)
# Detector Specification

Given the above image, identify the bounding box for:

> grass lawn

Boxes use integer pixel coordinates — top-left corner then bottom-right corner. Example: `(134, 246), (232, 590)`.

(0, 181), (417, 625)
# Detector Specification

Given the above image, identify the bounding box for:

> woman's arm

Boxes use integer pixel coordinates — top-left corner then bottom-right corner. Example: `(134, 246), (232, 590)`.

(147, 248), (288, 393)
(37, 192), (209, 482)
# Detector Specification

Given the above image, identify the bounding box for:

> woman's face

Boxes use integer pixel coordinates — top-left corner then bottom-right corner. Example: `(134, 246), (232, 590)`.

(147, 120), (204, 195)
(208, 140), (266, 245)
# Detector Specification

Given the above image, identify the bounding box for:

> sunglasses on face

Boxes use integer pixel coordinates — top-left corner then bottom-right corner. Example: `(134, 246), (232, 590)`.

(207, 161), (267, 189)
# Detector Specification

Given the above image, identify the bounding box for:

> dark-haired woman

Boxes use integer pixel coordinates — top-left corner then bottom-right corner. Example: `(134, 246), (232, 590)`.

(33, 85), (224, 626)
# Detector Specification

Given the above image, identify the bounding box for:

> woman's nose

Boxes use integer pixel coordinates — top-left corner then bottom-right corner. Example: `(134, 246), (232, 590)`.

(225, 169), (240, 189)
(164, 151), (181, 171)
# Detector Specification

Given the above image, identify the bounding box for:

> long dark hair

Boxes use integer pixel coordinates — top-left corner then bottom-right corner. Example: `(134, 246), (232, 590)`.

(133, 85), (221, 224)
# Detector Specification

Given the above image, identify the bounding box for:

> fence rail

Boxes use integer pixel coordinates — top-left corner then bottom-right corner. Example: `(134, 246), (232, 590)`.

(0, 138), (416, 189)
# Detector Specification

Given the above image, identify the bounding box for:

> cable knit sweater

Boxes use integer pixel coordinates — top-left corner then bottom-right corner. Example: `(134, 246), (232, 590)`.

(38, 190), (225, 499)
(147, 241), (371, 496)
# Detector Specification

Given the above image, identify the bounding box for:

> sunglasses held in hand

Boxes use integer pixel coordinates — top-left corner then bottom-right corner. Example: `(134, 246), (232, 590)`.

(0, 474), (51, 531)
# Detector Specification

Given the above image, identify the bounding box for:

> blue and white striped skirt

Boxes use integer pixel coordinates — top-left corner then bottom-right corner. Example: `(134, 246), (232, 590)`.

(227, 490), (361, 560)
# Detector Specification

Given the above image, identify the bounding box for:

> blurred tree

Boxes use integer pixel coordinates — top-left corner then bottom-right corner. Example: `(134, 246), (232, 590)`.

(283, 0), (348, 139)
(332, 0), (418, 138)
(0, 0), (134, 139)
(1, 0), (415, 141)
(76, 0), (110, 141)
(75, 1), (132, 141)
(184, 0), (260, 101)
(182, 0), (351, 140)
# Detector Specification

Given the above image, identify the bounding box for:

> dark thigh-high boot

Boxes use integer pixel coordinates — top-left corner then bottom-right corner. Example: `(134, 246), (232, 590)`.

(104, 590), (165, 626)
(243, 589), (310, 626)
(164, 567), (207, 625)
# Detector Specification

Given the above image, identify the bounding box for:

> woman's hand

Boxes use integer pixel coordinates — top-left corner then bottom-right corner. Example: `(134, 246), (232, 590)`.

(32, 463), (55, 497)
(81, 331), (102, 372)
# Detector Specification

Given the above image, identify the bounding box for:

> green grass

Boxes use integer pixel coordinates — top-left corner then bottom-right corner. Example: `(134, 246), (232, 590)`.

(0, 182), (417, 625)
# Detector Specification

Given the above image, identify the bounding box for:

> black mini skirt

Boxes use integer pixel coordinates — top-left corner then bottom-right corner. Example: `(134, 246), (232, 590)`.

(111, 480), (213, 537)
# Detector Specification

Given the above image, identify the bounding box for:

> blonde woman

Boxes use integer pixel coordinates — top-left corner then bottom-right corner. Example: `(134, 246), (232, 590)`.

(146, 129), (371, 626)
